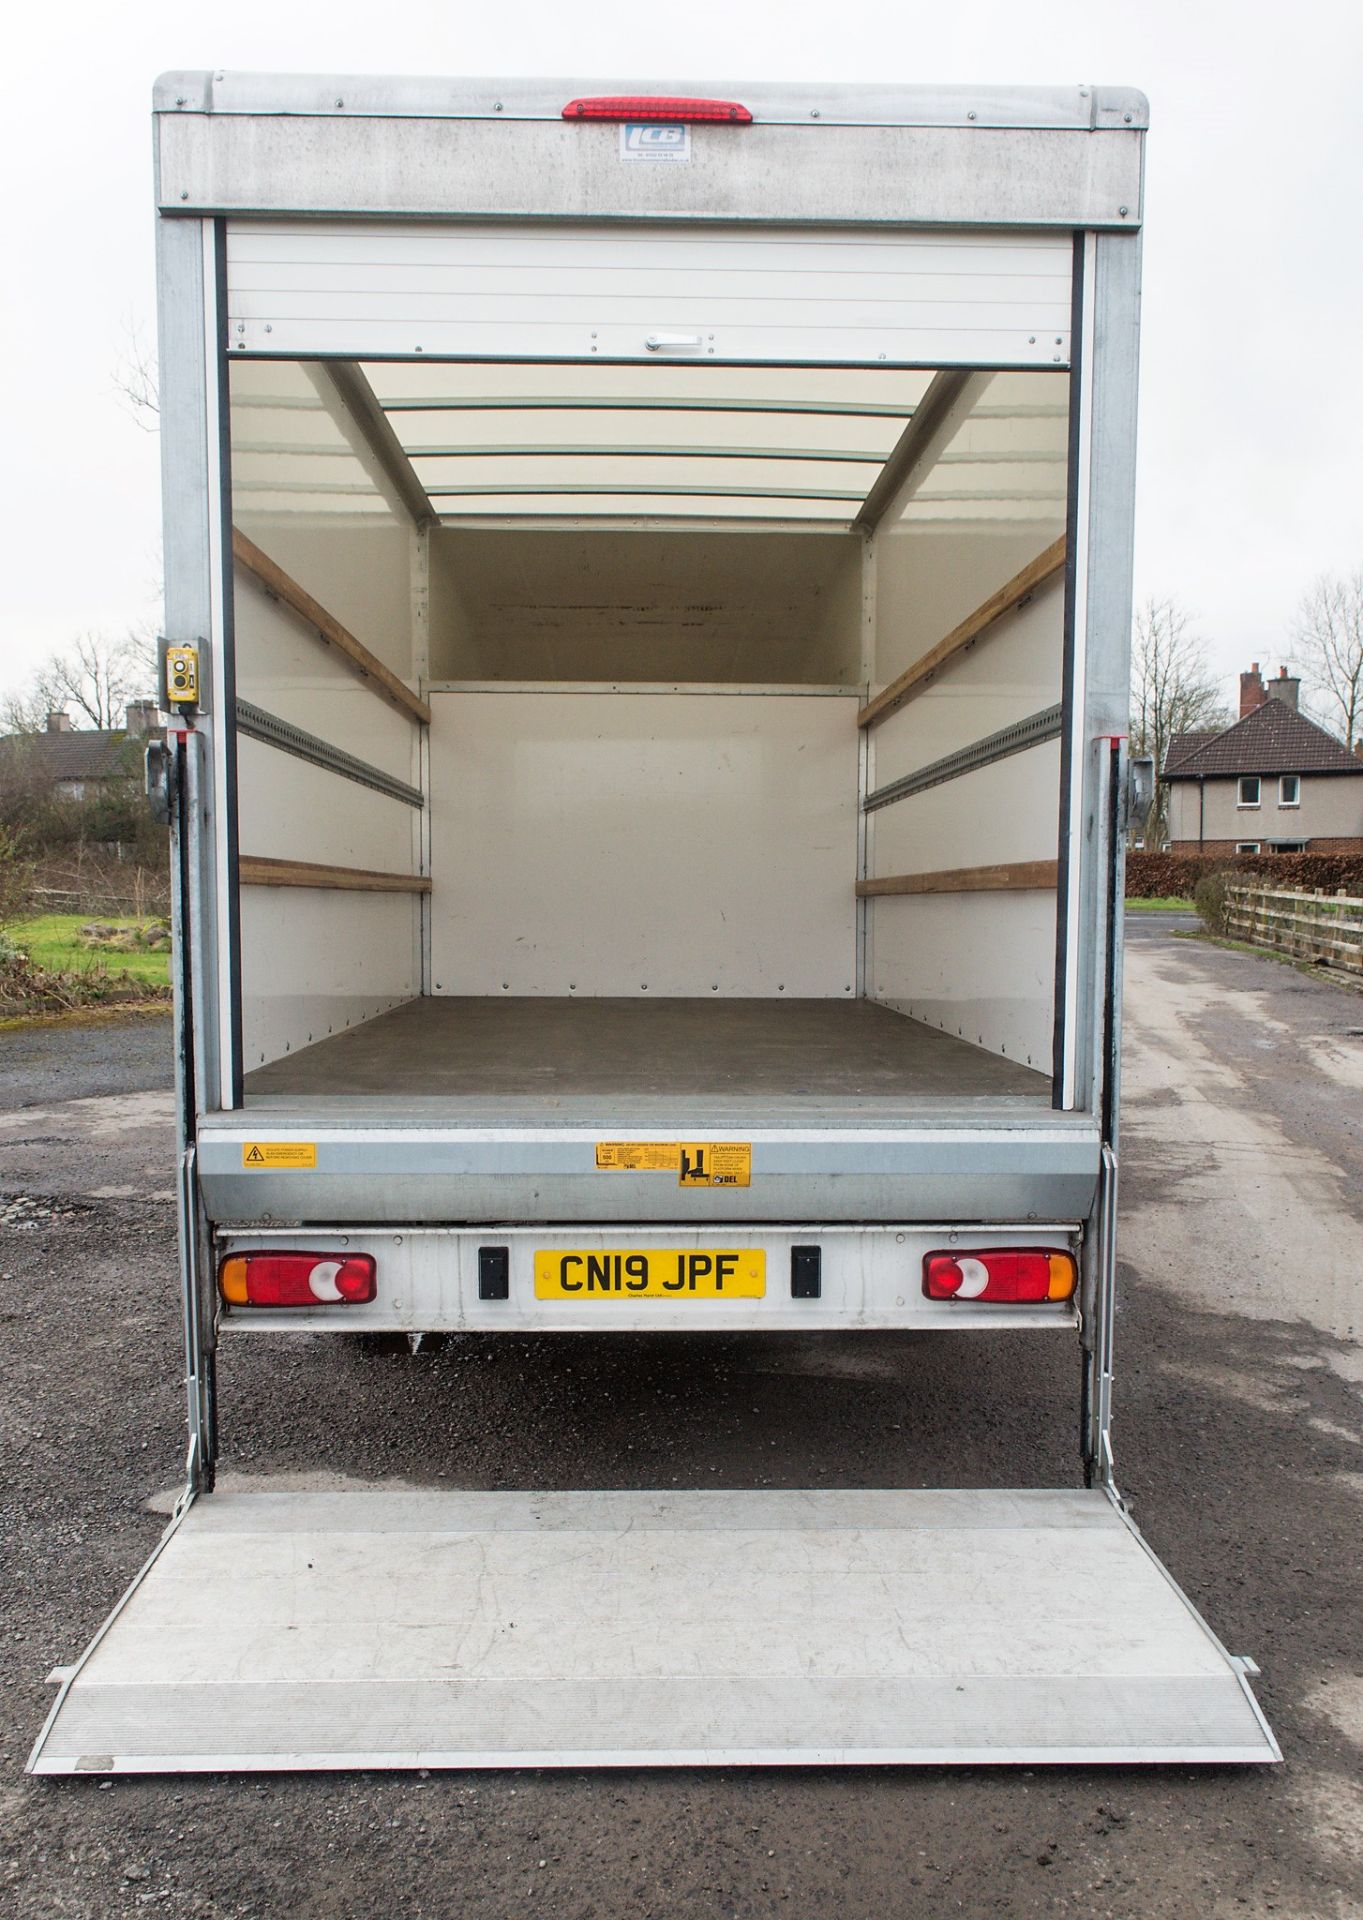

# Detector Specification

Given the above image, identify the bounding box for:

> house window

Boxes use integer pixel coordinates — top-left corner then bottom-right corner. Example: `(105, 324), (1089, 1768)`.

(1269, 840), (1305, 854)
(1279, 774), (1300, 807)
(1237, 776), (1260, 808)
(1236, 841), (1261, 855)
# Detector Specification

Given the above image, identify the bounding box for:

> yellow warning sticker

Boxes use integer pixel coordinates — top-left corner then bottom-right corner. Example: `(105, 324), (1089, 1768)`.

(595, 1142), (751, 1188)
(242, 1142), (317, 1169)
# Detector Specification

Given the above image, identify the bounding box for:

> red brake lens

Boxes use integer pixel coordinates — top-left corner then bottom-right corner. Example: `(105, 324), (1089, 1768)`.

(562, 96), (752, 123)
(219, 1252), (376, 1307)
(923, 1250), (1076, 1304)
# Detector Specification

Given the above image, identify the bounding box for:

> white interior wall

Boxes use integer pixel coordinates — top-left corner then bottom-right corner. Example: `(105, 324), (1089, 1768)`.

(233, 571), (420, 783)
(229, 359), (418, 682)
(238, 891), (421, 1071)
(236, 519), (416, 683)
(230, 438), (422, 1072)
(872, 527), (1057, 694)
(870, 580), (1065, 790)
(428, 690), (859, 997)
(869, 894), (1057, 1074)
(427, 529), (863, 686)
(863, 378), (1068, 1074)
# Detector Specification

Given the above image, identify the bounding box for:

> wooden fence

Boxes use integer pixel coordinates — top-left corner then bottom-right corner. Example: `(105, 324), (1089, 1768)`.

(1225, 883), (1363, 976)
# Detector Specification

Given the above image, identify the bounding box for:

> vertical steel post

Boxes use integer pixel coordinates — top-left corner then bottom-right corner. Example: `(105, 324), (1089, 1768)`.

(156, 202), (230, 1495)
(1072, 222), (1143, 1489)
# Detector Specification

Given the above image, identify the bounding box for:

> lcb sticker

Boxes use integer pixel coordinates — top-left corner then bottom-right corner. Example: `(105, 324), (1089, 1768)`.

(619, 122), (692, 163)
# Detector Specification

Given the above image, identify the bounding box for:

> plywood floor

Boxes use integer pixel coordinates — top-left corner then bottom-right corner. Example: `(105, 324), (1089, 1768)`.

(244, 997), (1048, 1104)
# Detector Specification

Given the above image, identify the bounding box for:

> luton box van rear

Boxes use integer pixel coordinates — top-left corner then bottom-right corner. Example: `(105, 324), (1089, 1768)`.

(27, 76), (1280, 1775)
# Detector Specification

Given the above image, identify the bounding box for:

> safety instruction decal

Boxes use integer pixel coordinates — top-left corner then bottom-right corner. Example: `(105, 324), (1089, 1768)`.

(595, 1142), (751, 1187)
(242, 1142), (317, 1169)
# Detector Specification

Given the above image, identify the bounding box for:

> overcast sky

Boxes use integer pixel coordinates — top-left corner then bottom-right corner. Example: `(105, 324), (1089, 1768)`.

(2, 0), (1357, 716)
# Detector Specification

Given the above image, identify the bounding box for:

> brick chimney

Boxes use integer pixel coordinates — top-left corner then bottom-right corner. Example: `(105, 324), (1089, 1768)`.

(46, 710), (72, 733)
(1239, 663), (1266, 719)
(124, 699), (159, 737)
(1266, 664), (1300, 712)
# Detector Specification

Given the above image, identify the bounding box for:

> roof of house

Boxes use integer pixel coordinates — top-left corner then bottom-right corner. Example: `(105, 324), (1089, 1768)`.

(0, 728), (138, 784)
(1162, 700), (1362, 779)
(1165, 729), (1220, 768)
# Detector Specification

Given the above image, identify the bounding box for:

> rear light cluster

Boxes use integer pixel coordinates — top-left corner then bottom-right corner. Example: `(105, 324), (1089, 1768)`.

(219, 1252), (376, 1308)
(923, 1249), (1076, 1304)
(562, 95), (752, 123)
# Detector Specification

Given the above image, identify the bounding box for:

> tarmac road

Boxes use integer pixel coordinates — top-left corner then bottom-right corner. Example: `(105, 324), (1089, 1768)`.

(1, 923), (1361, 1919)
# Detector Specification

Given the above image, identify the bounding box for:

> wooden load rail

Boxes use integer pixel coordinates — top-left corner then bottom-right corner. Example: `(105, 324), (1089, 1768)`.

(858, 860), (1059, 898)
(232, 529), (432, 726)
(1224, 883), (1363, 976)
(238, 856), (431, 894)
(859, 537), (1067, 731)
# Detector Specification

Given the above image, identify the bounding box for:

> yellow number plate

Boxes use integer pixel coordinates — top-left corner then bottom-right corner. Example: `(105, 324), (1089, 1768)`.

(534, 1249), (766, 1300)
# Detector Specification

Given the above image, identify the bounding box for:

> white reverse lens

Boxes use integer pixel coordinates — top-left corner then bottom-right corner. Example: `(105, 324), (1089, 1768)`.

(954, 1258), (991, 1299)
(308, 1260), (344, 1302)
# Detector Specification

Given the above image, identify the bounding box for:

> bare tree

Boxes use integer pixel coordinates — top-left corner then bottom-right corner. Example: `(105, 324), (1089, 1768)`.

(1293, 571), (1363, 749)
(112, 317), (159, 433)
(1, 632), (157, 735)
(1130, 596), (1229, 845)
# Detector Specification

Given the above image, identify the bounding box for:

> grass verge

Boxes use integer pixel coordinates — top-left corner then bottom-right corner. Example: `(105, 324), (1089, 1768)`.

(1, 915), (172, 1019)
(1125, 896), (1195, 912)
(8, 914), (170, 987)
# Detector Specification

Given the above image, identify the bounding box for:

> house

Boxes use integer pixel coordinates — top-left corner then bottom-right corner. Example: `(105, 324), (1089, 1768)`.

(1162, 664), (1363, 855)
(0, 703), (160, 804)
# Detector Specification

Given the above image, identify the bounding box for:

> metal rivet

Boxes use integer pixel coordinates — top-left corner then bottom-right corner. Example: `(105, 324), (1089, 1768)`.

(1028, 335), (1036, 344)
(176, 96), (186, 107)
(1118, 204), (1129, 217)
(264, 324), (272, 333)
(180, 190), (189, 200)
(967, 110), (977, 121)
(1055, 337), (1063, 345)
(1124, 113), (1133, 124)
(335, 98), (345, 108)
(493, 101), (503, 112)
(810, 109), (820, 119)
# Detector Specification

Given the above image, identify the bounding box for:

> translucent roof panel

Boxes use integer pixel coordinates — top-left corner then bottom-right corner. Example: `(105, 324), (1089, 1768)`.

(361, 361), (934, 523)
(897, 371), (1070, 527)
(228, 361), (405, 522)
(228, 360), (1069, 531)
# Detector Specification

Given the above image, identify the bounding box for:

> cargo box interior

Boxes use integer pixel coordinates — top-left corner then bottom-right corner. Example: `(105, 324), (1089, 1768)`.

(227, 358), (1070, 1120)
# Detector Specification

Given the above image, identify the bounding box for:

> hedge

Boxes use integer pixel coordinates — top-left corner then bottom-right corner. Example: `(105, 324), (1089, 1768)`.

(1127, 850), (1363, 898)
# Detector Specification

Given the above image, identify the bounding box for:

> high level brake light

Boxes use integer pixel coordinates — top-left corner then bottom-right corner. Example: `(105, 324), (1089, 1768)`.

(219, 1252), (377, 1308)
(923, 1249), (1076, 1304)
(562, 96), (753, 123)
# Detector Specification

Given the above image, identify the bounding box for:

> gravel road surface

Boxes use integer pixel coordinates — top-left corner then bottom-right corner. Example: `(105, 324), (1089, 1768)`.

(1, 931), (1361, 1919)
